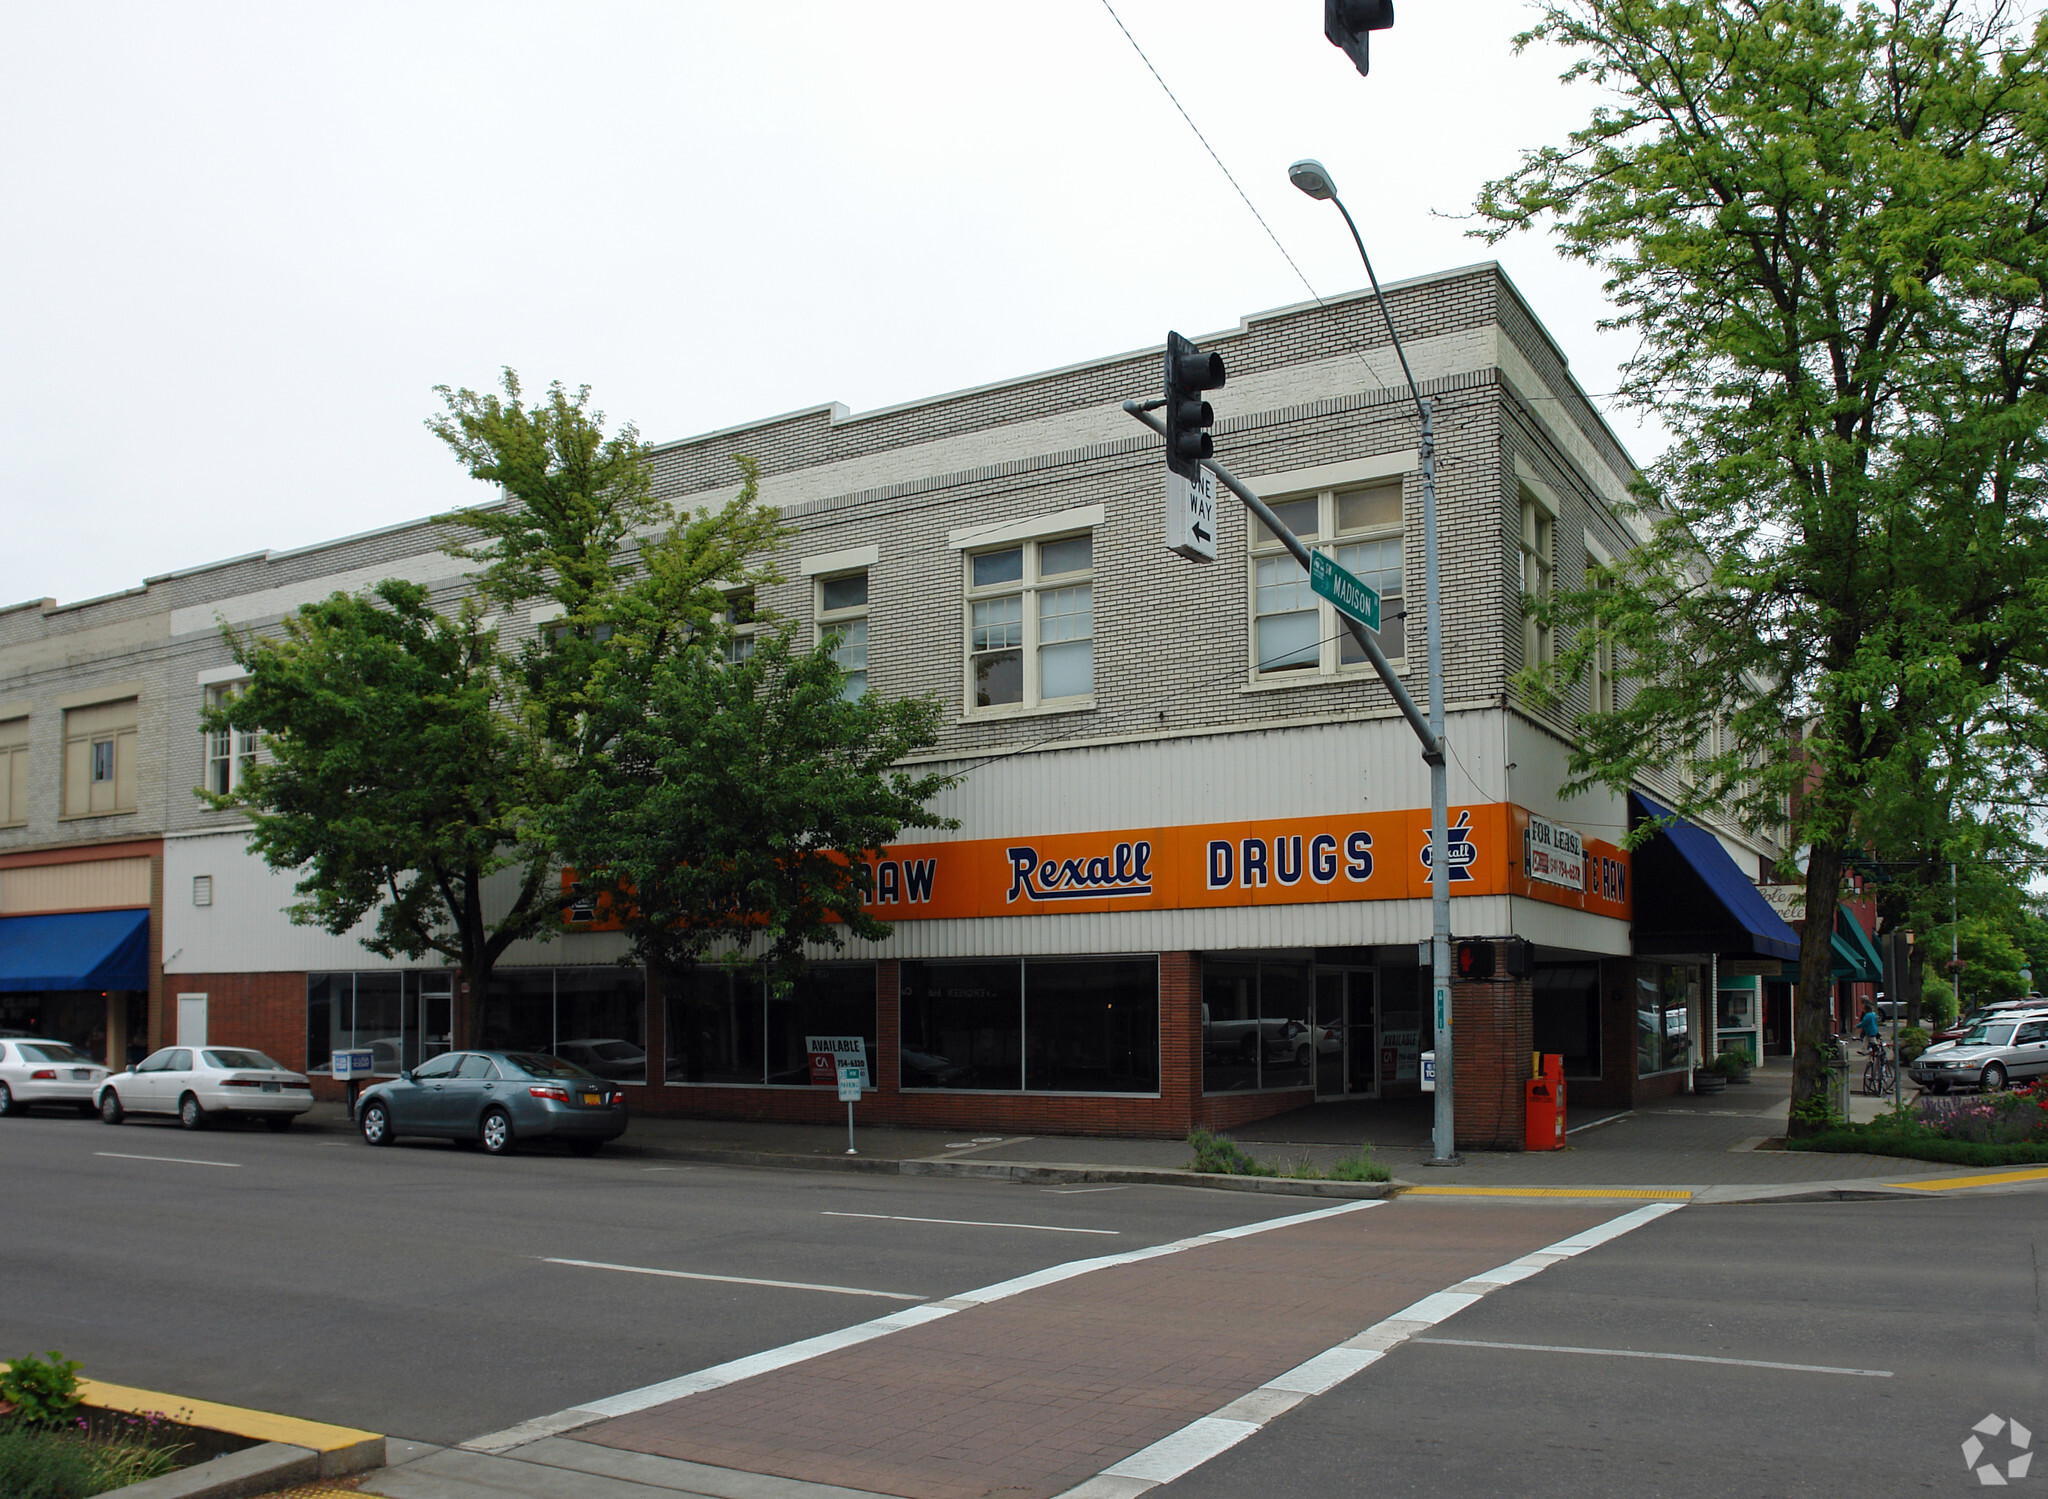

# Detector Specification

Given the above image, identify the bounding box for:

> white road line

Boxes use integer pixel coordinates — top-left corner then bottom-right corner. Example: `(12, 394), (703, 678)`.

(540, 1258), (923, 1302)
(1414, 1337), (1893, 1378)
(94, 1152), (241, 1168)
(459, 1200), (1379, 1454)
(1062, 1201), (1687, 1499)
(822, 1210), (1119, 1235)
(1042, 1186), (1130, 1195)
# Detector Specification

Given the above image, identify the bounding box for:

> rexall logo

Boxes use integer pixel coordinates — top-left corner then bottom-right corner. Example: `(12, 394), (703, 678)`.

(1963, 1414), (2033, 1486)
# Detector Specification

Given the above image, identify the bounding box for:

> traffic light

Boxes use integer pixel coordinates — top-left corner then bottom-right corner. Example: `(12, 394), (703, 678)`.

(1164, 331), (1225, 484)
(1455, 940), (1494, 981)
(1325, 0), (1394, 76)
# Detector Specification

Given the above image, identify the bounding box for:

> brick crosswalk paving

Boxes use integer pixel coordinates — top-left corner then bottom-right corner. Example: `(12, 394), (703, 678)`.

(569, 1200), (1630, 1499)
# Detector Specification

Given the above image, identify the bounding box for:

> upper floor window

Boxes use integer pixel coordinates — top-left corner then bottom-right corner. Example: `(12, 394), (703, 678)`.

(204, 682), (257, 795)
(63, 697), (137, 818)
(722, 589), (761, 665)
(817, 571), (869, 700)
(0, 716), (26, 828)
(1249, 484), (1403, 678)
(1521, 492), (1556, 671)
(965, 533), (1093, 711)
(1586, 548), (1616, 715)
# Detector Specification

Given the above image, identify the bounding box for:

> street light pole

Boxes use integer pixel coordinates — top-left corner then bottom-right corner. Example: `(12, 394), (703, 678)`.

(1288, 158), (1458, 1166)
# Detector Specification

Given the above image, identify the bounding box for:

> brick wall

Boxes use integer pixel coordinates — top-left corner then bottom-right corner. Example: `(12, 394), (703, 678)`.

(169, 970), (308, 1074)
(1451, 945), (1534, 1150)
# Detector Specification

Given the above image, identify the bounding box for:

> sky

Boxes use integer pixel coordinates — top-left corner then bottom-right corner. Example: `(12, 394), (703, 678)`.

(0, 2), (1658, 610)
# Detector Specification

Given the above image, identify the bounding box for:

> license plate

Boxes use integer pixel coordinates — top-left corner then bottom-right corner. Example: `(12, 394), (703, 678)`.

(70, 1069), (90, 1080)
(261, 1082), (281, 1093)
(581, 1092), (601, 1106)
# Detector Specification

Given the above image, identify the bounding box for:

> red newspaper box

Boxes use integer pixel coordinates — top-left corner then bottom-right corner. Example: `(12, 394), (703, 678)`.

(1525, 1052), (1566, 1151)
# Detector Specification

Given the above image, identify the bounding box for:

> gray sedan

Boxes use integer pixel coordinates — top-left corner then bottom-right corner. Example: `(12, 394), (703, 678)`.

(355, 1050), (629, 1156)
(1908, 1012), (2048, 1094)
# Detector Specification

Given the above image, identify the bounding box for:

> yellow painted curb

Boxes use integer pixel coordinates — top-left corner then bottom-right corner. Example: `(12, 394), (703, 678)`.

(1895, 1166), (2048, 1193)
(79, 1378), (382, 1457)
(1400, 1185), (1693, 1201)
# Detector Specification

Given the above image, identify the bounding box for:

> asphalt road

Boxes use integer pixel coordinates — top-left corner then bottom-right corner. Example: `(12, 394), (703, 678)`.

(1162, 1193), (2048, 1498)
(0, 1110), (1314, 1445)
(7, 1108), (2045, 1495)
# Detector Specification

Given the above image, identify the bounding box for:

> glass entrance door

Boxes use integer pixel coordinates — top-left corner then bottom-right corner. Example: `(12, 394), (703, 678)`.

(1314, 969), (1379, 1098)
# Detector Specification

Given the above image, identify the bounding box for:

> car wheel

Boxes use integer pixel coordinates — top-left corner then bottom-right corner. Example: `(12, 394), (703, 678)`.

(359, 1100), (394, 1147)
(1294, 1044), (1313, 1070)
(0, 1082), (16, 1118)
(1982, 1063), (2008, 1093)
(567, 1139), (602, 1158)
(479, 1108), (516, 1156)
(179, 1093), (208, 1130)
(99, 1090), (125, 1125)
(265, 1115), (293, 1133)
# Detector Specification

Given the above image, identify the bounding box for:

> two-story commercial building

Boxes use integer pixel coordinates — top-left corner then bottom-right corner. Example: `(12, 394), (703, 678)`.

(0, 262), (1805, 1146)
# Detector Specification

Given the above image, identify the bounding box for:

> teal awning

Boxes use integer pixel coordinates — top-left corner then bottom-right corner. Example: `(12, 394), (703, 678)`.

(1831, 904), (1883, 983)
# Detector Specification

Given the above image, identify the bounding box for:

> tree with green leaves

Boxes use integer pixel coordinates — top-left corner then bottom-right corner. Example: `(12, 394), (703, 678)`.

(201, 582), (553, 1035)
(554, 626), (956, 995)
(1479, 1), (2048, 1129)
(208, 372), (792, 1045)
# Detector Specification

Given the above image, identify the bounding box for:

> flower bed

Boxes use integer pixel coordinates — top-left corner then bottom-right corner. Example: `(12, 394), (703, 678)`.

(0, 1353), (256, 1498)
(1787, 1083), (2048, 1165)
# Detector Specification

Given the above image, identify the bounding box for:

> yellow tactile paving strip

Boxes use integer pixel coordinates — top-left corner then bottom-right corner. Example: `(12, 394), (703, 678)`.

(1402, 1185), (1694, 1200)
(78, 1378), (381, 1455)
(1897, 1166), (2048, 1192)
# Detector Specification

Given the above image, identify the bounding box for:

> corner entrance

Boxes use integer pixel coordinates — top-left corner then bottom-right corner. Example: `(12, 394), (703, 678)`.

(1314, 968), (1378, 1099)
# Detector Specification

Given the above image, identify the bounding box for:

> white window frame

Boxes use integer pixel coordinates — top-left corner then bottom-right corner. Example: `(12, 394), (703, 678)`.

(721, 588), (762, 665)
(204, 681), (257, 795)
(1585, 534), (1616, 716)
(816, 569), (870, 700)
(961, 531), (1095, 717)
(1246, 483), (1405, 685)
(1521, 487), (1557, 673)
(0, 715), (27, 828)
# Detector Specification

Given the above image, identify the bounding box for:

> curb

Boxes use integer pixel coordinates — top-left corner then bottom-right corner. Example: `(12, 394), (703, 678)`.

(81, 1379), (384, 1487)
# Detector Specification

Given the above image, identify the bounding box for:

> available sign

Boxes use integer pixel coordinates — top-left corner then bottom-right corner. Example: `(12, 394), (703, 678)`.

(1523, 813), (1586, 892)
(807, 1035), (869, 1088)
(332, 1049), (375, 1080)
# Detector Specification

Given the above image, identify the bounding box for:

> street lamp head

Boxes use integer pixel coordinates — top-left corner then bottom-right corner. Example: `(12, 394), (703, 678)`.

(1288, 158), (1339, 202)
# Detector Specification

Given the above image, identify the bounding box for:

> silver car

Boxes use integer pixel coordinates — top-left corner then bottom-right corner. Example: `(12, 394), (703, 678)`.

(354, 1050), (629, 1156)
(1908, 1010), (2048, 1094)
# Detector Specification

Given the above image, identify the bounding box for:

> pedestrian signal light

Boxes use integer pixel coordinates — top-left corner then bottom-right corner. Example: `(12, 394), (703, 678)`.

(1455, 940), (1494, 981)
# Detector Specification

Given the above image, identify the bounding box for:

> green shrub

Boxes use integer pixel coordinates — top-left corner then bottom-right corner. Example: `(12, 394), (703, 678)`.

(1, 1352), (81, 1427)
(1328, 1146), (1391, 1183)
(1897, 1026), (1931, 1065)
(1187, 1128), (1276, 1176)
(0, 1425), (176, 1499)
(1786, 1119), (2048, 1167)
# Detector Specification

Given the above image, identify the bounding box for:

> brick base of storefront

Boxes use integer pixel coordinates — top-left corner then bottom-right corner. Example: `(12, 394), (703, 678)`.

(1450, 956), (1535, 1152)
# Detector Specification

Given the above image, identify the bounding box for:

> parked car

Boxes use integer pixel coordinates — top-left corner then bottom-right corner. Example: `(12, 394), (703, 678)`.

(1933, 998), (2042, 1044)
(355, 1050), (629, 1156)
(0, 1039), (108, 1118)
(1907, 1011), (2048, 1094)
(97, 1046), (315, 1130)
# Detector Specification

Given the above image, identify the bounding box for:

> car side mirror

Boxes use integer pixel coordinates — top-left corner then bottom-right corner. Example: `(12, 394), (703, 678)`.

(399, 1069), (413, 1082)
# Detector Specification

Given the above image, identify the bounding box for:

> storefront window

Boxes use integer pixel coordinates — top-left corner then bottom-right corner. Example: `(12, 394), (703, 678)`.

(901, 958), (1159, 1093)
(665, 962), (876, 1087)
(767, 966), (879, 1087)
(901, 961), (1023, 1089)
(555, 968), (648, 1082)
(665, 965), (765, 1084)
(482, 970), (554, 1055)
(1635, 962), (1693, 1075)
(1202, 957), (1318, 1094)
(307, 970), (459, 1075)
(1023, 959), (1159, 1093)
(355, 973), (402, 1075)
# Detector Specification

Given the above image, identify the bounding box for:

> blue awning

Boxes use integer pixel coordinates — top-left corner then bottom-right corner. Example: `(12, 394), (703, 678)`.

(0, 909), (150, 992)
(1629, 793), (1801, 961)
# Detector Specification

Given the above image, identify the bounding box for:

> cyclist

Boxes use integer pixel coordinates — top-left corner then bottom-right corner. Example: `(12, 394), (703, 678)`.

(1856, 1004), (1892, 1094)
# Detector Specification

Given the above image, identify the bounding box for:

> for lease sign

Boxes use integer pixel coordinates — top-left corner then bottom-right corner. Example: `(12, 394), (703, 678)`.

(1523, 813), (1587, 893)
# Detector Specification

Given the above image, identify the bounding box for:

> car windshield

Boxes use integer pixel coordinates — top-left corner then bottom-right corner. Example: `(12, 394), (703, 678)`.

(1960, 1023), (2017, 1048)
(20, 1043), (91, 1064)
(205, 1049), (281, 1070)
(505, 1052), (598, 1081)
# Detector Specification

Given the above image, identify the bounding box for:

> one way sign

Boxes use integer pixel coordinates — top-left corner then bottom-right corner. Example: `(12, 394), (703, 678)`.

(1166, 465), (1218, 563)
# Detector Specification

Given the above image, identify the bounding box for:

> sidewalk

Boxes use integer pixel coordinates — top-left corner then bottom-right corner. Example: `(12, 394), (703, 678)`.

(282, 1057), (2034, 1200)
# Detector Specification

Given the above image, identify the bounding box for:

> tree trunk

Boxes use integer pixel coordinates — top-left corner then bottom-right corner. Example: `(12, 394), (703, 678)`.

(1789, 841), (1846, 1137)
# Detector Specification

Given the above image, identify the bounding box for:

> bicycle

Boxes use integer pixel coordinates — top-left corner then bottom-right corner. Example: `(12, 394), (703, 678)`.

(1860, 1039), (1897, 1096)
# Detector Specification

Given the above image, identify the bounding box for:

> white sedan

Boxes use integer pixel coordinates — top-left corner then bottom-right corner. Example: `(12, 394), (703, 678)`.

(98, 1046), (315, 1131)
(0, 1039), (108, 1118)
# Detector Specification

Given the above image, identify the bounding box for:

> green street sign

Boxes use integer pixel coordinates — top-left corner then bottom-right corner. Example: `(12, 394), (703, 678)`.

(1309, 551), (1381, 633)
